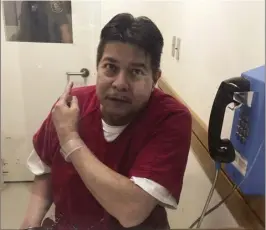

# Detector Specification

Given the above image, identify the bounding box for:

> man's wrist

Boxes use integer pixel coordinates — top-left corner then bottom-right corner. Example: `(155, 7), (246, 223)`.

(59, 133), (84, 162)
(58, 131), (80, 146)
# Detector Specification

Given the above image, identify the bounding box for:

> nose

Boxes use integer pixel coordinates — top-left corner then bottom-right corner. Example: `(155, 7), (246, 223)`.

(112, 70), (129, 92)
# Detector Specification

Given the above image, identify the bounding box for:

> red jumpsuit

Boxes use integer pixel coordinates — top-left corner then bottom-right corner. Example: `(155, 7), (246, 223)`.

(33, 85), (192, 230)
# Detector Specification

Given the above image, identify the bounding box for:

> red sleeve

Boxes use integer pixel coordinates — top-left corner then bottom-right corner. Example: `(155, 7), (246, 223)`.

(32, 112), (59, 168)
(129, 110), (192, 203)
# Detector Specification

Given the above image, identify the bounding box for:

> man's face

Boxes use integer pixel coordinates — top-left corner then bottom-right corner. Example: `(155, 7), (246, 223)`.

(96, 42), (160, 124)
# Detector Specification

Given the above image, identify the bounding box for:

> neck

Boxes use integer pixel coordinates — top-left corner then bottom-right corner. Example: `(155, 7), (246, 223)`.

(102, 113), (133, 126)
(100, 106), (136, 126)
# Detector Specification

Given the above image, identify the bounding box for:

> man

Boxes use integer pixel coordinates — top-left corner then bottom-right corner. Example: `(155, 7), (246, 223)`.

(21, 13), (192, 230)
(15, 1), (72, 43)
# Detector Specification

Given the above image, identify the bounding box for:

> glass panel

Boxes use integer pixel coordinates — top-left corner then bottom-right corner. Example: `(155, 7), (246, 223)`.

(3, 1), (73, 43)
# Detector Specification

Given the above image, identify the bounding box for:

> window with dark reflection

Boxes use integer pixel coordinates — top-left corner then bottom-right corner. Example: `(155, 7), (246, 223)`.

(3, 1), (73, 43)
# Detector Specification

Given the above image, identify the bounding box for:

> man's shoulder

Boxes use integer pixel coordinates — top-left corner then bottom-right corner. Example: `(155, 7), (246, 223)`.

(150, 88), (191, 118)
(137, 88), (192, 134)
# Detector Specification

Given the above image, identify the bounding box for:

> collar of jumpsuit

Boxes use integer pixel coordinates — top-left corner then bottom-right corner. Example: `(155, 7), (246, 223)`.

(32, 85), (192, 230)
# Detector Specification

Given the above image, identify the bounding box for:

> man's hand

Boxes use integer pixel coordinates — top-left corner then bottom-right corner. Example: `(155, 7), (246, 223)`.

(51, 82), (80, 145)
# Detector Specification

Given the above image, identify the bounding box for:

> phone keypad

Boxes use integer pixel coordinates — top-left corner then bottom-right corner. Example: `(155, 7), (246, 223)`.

(235, 110), (249, 144)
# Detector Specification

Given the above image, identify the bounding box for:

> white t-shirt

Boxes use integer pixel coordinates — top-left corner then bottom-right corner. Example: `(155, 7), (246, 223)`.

(27, 119), (177, 208)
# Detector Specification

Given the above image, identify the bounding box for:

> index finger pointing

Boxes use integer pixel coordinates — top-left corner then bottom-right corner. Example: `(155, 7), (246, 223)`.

(61, 82), (74, 100)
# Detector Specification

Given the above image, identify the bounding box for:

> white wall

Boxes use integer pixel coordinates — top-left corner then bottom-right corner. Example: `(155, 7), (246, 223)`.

(160, 0), (265, 135)
(1, 5), (32, 181)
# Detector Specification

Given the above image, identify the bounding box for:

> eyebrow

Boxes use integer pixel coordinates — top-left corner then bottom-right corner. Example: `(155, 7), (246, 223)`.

(130, 62), (147, 70)
(102, 57), (118, 63)
(102, 57), (147, 70)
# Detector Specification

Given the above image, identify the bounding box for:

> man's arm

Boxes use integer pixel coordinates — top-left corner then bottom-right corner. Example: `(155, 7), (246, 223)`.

(60, 24), (72, 43)
(64, 135), (158, 228)
(21, 91), (60, 229)
(20, 174), (53, 229)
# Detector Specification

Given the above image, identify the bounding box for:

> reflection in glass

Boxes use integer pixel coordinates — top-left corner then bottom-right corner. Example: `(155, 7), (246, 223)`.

(3, 1), (73, 43)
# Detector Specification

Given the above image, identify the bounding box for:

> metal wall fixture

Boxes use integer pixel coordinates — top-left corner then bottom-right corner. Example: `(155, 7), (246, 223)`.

(66, 68), (90, 85)
(172, 36), (181, 61)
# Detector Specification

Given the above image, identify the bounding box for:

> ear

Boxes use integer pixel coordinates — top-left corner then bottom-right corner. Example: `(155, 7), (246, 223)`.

(152, 70), (162, 89)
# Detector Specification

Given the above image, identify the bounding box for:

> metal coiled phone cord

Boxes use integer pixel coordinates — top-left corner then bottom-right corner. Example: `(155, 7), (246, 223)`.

(195, 162), (221, 228)
(189, 140), (264, 229)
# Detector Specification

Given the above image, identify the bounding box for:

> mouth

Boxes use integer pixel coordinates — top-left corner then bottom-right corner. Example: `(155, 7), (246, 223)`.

(106, 96), (132, 104)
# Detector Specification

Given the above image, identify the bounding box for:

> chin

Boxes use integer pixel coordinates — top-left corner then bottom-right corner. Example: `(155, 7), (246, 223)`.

(102, 104), (133, 121)
(105, 106), (128, 117)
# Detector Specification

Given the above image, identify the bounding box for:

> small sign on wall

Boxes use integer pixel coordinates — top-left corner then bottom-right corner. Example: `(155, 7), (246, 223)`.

(3, 1), (73, 44)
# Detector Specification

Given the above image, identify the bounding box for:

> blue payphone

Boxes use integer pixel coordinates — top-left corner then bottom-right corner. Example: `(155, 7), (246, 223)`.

(225, 66), (265, 195)
(208, 65), (265, 195)
(192, 66), (265, 229)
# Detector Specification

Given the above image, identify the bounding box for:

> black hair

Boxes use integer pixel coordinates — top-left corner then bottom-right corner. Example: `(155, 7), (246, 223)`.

(96, 13), (164, 75)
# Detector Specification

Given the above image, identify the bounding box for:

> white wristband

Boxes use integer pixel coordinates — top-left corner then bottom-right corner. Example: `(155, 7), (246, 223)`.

(60, 139), (84, 162)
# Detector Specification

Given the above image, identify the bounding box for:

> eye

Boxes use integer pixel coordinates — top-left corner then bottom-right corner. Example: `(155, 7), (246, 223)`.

(132, 69), (144, 76)
(103, 63), (118, 73)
